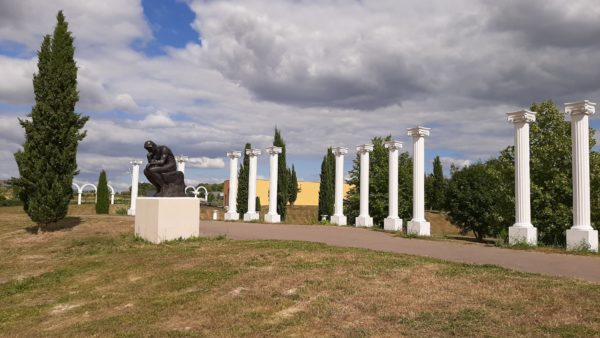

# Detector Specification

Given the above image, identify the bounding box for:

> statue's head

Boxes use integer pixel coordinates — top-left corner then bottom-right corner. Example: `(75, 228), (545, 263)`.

(144, 140), (157, 152)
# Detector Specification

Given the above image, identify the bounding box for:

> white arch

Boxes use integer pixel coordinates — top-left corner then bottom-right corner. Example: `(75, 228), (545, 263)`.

(80, 183), (97, 204)
(198, 186), (208, 200)
(107, 185), (115, 205)
(72, 183), (82, 205)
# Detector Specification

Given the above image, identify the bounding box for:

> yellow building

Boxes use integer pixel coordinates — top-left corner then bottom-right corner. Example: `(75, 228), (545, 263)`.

(223, 179), (351, 207)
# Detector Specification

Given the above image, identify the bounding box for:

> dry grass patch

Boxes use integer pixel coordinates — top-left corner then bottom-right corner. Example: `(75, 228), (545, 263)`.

(0, 206), (599, 337)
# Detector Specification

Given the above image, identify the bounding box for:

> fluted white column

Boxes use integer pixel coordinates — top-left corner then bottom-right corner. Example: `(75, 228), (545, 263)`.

(331, 147), (348, 226)
(566, 100), (598, 252)
(507, 110), (537, 245)
(225, 151), (241, 221)
(355, 144), (374, 227)
(176, 155), (188, 173)
(384, 141), (403, 231)
(243, 148), (261, 222)
(265, 146), (282, 223)
(407, 127), (430, 236)
(127, 160), (143, 216)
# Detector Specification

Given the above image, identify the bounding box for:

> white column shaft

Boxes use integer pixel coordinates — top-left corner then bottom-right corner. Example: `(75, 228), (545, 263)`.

(359, 151), (369, 217)
(247, 155), (258, 213)
(412, 136), (425, 221)
(268, 153), (279, 215)
(129, 163), (140, 215)
(228, 156), (239, 213)
(514, 122), (532, 225)
(334, 154), (344, 216)
(177, 162), (186, 173)
(77, 192), (82, 205)
(572, 114), (592, 229)
(388, 148), (399, 218)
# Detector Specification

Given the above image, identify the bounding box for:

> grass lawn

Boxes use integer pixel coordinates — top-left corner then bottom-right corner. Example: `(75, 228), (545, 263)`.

(1, 206), (599, 337)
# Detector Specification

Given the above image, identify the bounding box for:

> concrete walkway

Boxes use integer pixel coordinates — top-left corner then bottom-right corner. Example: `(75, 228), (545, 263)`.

(200, 221), (600, 283)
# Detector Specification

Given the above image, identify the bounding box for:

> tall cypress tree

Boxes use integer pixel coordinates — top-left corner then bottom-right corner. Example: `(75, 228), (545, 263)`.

(236, 143), (251, 214)
(431, 156), (446, 211)
(96, 170), (109, 214)
(274, 128), (289, 220)
(288, 165), (299, 206)
(318, 147), (335, 220)
(14, 11), (88, 231)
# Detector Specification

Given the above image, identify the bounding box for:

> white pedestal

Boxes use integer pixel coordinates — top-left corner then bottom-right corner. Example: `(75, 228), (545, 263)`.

(265, 213), (281, 223)
(243, 212), (259, 222)
(384, 217), (403, 231)
(135, 197), (199, 244)
(355, 216), (373, 227)
(509, 225), (537, 246)
(224, 212), (239, 221)
(566, 228), (599, 252)
(407, 220), (430, 236)
(331, 215), (347, 226)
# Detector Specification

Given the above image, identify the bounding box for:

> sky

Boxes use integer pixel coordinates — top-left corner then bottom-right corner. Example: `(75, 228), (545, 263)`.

(1, 0), (600, 191)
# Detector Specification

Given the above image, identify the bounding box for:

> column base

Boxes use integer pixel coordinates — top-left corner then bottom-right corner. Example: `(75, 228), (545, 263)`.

(407, 220), (430, 236)
(355, 215), (373, 227)
(127, 208), (135, 216)
(331, 215), (347, 226)
(384, 217), (403, 231)
(566, 228), (599, 252)
(265, 213), (281, 223)
(224, 212), (239, 221)
(508, 225), (537, 246)
(243, 212), (260, 222)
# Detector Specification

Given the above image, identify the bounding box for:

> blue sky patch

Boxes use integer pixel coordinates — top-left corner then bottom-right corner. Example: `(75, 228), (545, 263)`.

(134, 0), (200, 56)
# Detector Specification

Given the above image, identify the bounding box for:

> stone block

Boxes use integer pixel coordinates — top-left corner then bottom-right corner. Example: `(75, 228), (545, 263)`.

(508, 225), (537, 246)
(135, 197), (199, 244)
(331, 215), (347, 226)
(355, 215), (373, 227)
(384, 217), (402, 231)
(264, 213), (281, 223)
(243, 212), (259, 222)
(567, 228), (599, 252)
(407, 219), (430, 236)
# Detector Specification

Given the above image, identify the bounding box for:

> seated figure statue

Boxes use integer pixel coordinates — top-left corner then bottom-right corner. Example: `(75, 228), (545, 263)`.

(143, 140), (186, 197)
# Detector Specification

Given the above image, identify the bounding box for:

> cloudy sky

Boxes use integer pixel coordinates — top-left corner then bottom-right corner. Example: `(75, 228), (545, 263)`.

(1, 0), (600, 191)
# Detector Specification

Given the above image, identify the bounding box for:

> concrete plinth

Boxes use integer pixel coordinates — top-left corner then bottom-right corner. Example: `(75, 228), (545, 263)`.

(265, 213), (281, 223)
(243, 212), (259, 222)
(567, 228), (599, 252)
(509, 226), (537, 245)
(224, 212), (239, 221)
(355, 216), (373, 227)
(135, 197), (199, 244)
(384, 217), (402, 231)
(331, 215), (347, 226)
(407, 220), (430, 236)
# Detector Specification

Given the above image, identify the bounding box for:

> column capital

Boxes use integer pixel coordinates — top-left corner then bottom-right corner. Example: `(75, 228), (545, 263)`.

(175, 155), (188, 163)
(565, 100), (596, 116)
(384, 140), (403, 151)
(245, 148), (262, 157)
(227, 151), (241, 159)
(356, 144), (374, 154)
(266, 146), (282, 155)
(332, 147), (348, 156)
(507, 110), (536, 124)
(407, 126), (431, 138)
(130, 159), (143, 165)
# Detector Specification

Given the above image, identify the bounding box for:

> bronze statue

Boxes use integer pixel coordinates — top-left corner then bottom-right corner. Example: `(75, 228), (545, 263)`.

(143, 140), (186, 197)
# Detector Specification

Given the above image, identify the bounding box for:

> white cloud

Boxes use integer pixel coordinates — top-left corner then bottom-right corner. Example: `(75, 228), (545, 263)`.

(187, 157), (225, 169)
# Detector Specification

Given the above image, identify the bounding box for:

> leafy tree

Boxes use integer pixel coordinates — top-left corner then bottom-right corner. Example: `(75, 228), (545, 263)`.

(446, 162), (507, 241)
(236, 143), (251, 215)
(95, 170), (109, 214)
(344, 136), (413, 226)
(288, 165), (300, 206)
(274, 129), (289, 220)
(13, 11), (88, 231)
(318, 148), (335, 219)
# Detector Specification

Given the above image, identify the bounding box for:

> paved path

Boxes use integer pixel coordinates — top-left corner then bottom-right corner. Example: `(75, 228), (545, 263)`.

(200, 221), (600, 283)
